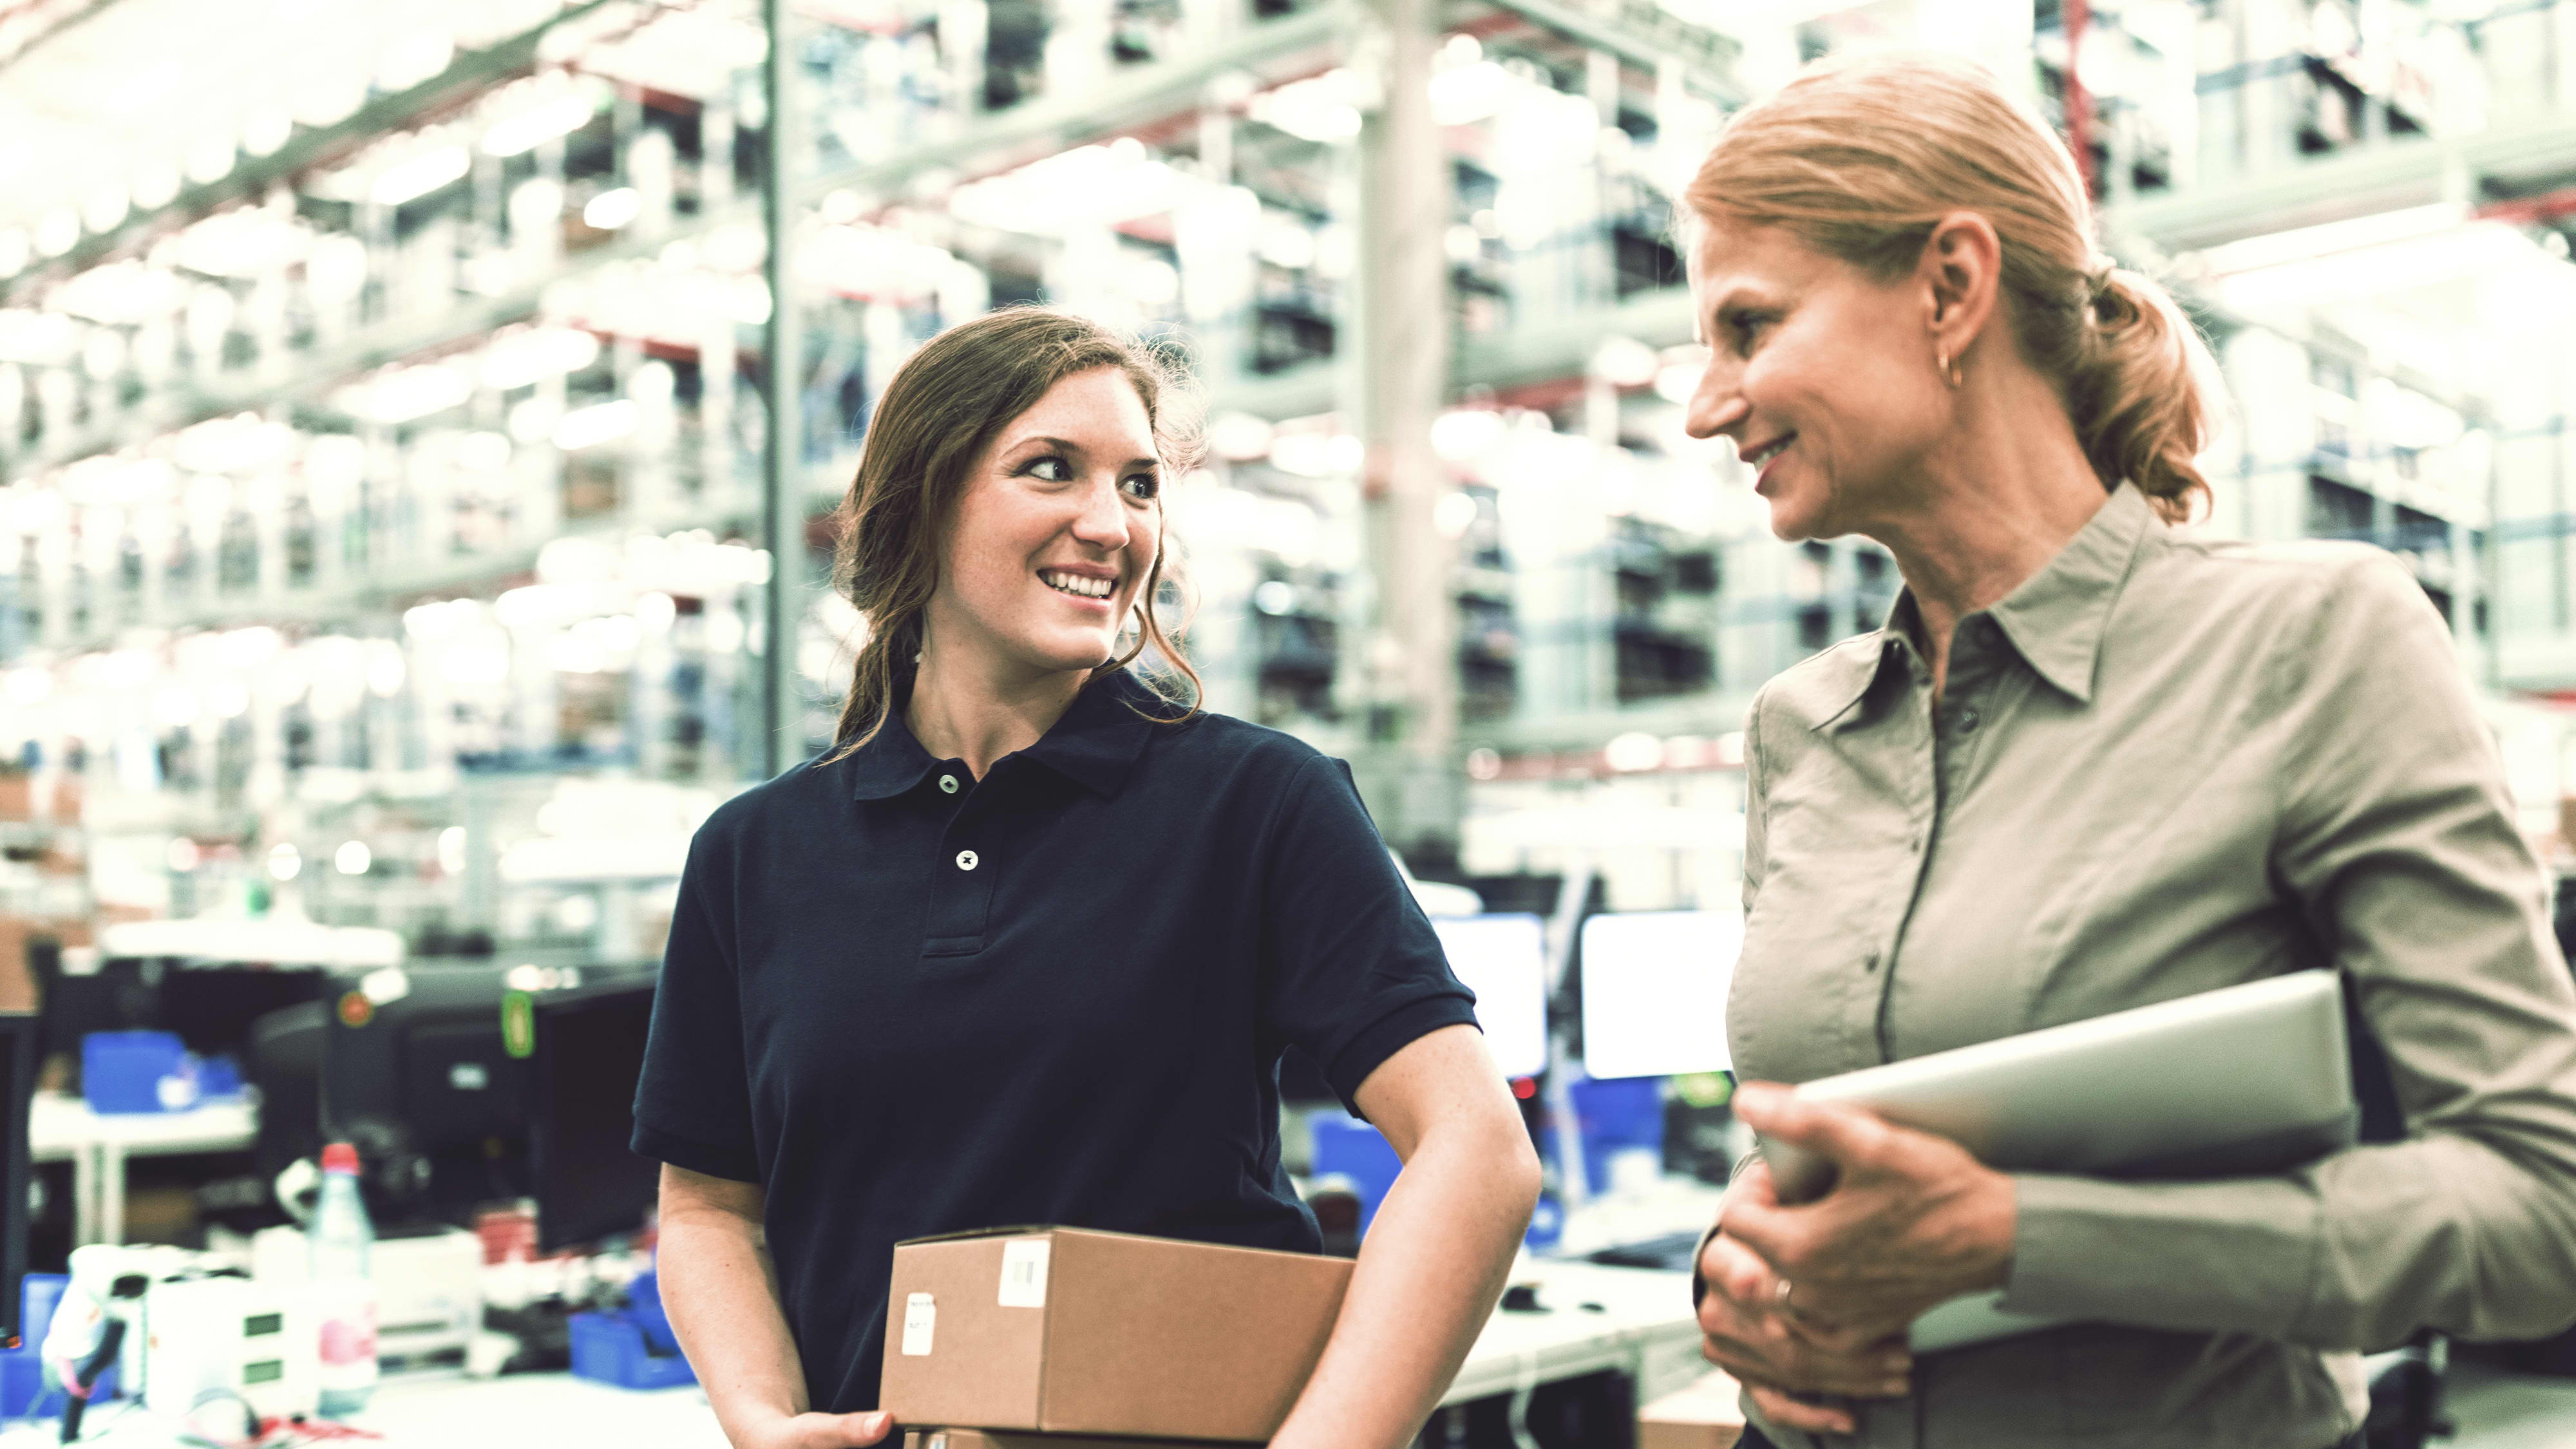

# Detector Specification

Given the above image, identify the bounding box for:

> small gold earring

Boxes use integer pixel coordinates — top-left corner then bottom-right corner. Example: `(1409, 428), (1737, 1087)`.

(1936, 348), (1963, 389)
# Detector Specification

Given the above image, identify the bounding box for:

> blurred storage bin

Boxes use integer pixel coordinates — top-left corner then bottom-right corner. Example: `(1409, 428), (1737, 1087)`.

(568, 1311), (697, 1390)
(80, 1032), (198, 1114)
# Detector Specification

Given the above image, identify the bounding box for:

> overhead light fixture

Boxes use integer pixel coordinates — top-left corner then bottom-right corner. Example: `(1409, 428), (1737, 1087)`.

(553, 399), (638, 450)
(242, 113), (293, 158)
(583, 187), (641, 231)
(373, 146), (471, 207)
(481, 326), (601, 390)
(483, 93), (598, 158)
(348, 363), (472, 424)
(33, 209), (78, 258)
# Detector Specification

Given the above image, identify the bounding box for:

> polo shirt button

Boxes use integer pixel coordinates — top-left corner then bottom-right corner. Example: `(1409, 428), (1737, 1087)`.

(939, 775), (960, 794)
(955, 849), (979, 871)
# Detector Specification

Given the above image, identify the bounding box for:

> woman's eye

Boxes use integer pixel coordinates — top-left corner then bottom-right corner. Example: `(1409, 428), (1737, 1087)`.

(1121, 474), (1160, 501)
(1025, 457), (1072, 482)
(1724, 311), (1772, 352)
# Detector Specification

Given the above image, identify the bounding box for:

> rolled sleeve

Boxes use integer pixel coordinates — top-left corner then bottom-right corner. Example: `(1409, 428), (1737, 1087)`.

(2002, 558), (2576, 1347)
(632, 831), (762, 1184)
(1257, 755), (1479, 1114)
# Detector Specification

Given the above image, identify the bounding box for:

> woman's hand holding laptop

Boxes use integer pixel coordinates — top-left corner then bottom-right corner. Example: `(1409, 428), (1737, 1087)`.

(1694, 1084), (2018, 1436)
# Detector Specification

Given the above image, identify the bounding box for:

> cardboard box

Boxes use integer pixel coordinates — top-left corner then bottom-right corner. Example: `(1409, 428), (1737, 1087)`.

(904, 1432), (1196, 1449)
(880, 1226), (1350, 1443)
(1638, 1370), (1746, 1449)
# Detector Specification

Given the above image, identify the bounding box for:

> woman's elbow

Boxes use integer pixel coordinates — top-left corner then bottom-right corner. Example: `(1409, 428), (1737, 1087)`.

(1493, 1118), (1544, 1220)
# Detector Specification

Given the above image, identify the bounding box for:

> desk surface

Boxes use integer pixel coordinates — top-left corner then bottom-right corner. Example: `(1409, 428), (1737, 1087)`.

(28, 1092), (259, 1160)
(0, 1260), (1698, 1448)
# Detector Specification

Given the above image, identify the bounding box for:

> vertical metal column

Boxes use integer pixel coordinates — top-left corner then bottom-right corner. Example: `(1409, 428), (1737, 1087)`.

(1348, 0), (1456, 852)
(762, 0), (805, 778)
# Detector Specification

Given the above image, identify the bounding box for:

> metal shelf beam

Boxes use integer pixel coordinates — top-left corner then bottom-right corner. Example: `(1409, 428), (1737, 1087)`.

(2, 0), (627, 296)
(2101, 110), (2576, 256)
(5, 4), (1356, 478)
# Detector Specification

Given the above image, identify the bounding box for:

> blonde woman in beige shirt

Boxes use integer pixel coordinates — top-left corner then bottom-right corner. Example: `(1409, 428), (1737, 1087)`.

(1677, 53), (2576, 1449)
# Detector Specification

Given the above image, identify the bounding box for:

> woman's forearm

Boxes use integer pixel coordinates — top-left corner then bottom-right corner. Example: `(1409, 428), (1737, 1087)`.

(660, 1197), (816, 1443)
(1270, 1115), (1542, 1449)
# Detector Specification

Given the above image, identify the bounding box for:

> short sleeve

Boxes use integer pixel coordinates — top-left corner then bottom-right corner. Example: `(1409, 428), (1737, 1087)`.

(1258, 755), (1479, 1114)
(632, 829), (762, 1183)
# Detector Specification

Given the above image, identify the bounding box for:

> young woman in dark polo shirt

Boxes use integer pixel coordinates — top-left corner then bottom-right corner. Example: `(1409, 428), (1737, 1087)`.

(634, 307), (1542, 1449)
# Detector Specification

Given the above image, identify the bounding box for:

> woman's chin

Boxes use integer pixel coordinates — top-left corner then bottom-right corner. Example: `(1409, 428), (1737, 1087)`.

(1009, 632), (1121, 676)
(1765, 500), (1821, 544)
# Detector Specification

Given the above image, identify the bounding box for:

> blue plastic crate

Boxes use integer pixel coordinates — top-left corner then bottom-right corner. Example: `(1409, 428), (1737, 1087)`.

(80, 1032), (196, 1115)
(3, 1273), (117, 1420)
(1309, 1113), (1403, 1237)
(1568, 1075), (1666, 1195)
(569, 1312), (696, 1390)
(625, 1271), (679, 1357)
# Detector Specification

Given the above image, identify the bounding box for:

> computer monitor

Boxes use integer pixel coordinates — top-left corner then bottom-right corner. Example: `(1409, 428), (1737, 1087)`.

(529, 976), (659, 1253)
(0, 1014), (28, 1343)
(1428, 914), (1551, 1081)
(1578, 910), (1742, 1081)
(153, 967), (328, 1062)
(320, 963), (529, 1226)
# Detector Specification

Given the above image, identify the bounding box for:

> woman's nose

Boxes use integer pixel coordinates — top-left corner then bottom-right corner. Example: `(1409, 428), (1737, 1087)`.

(1069, 478), (1132, 549)
(1685, 374), (1747, 440)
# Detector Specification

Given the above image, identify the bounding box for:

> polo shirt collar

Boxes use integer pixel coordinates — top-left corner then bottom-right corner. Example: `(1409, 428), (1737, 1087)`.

(844, 668), (1164, 802)
(1808, 482), (2154, 730)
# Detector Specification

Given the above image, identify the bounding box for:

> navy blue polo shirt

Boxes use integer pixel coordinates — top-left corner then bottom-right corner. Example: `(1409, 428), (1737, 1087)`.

(631, 670), (1479, 1412)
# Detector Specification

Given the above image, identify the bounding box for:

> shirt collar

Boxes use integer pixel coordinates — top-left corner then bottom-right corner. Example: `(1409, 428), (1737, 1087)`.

(1982, 480), (2154, 705)
(844, 668), (1166, 802)
(1808, 482), (2155, 730)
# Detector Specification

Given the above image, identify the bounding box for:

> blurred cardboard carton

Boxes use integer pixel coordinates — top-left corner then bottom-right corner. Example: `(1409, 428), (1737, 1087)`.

(903, 1433), (1192, 1449)
(880, 1226), (1350, 1443)
(1638, 1370), (1746, 1449)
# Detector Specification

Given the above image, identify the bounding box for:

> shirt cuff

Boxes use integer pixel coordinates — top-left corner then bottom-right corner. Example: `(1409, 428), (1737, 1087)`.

(1321, 992), (1481, 1117)
(1998, 1171), (2317, 1336)
(632, 1119), (761, 1184)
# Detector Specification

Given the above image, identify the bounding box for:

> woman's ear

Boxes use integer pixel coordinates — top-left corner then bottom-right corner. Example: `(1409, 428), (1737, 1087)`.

(1920, 210), (2004, 362)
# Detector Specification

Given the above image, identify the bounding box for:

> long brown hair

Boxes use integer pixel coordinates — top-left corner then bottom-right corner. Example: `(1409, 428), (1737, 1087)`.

(1683, 52), (2221, 524)
(824, 307), (1203, 760)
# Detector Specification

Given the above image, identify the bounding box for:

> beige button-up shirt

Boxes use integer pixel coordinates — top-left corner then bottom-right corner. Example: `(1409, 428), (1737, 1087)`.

(1730, 483), (2576, 1449)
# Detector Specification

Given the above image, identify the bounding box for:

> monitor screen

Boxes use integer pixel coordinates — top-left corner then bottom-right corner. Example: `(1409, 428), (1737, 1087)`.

(1578, 911), (1743, 1080)
(530, 978), (659, 1253)
(0, 1014), (30, 1343)
(1430, 914), (1550, 1081)
(321, 964), (529, 1225)
(155, 967), (327, 1061)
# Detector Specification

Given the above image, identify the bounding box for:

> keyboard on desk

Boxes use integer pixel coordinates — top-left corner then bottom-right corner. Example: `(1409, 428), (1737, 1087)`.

(1586, 1231), (1707, 1273)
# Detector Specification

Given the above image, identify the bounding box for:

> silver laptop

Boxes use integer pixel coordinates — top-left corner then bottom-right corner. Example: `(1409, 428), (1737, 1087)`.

(1755, 970), (2355, 1350)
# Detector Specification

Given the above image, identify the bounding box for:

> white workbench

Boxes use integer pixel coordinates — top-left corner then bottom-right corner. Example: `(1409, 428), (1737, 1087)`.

(28, 1092), (260, 1247)
(0, 1259), (1699, 1448)
(1442, 1261), (1705, 1409)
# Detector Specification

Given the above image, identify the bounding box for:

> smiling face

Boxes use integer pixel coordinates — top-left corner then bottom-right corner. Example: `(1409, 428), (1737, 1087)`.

(922, 365), (1165, 686)
(1681, 216), (1951, 543)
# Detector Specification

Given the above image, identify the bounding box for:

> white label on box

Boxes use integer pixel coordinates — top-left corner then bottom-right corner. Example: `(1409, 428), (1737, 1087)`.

(998, 1238), (1050, 1308)
(900, 1293), (936, 1356)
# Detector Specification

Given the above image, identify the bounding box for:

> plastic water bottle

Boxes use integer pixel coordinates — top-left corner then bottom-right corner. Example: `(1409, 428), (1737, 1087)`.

(310, 1142), (379, 1416)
